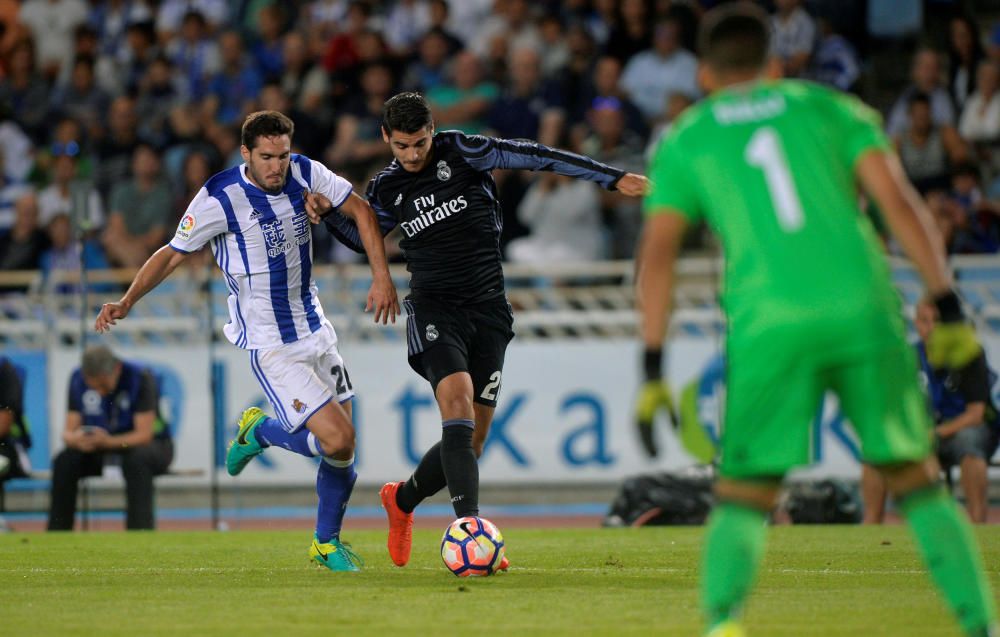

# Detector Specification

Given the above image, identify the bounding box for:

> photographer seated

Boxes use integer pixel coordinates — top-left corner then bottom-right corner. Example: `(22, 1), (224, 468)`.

(863, 298), (1000, 524)
(47, 346), (173, 531)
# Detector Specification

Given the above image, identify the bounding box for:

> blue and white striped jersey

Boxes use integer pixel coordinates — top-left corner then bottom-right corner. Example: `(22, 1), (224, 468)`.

(169, 154), (353, 350)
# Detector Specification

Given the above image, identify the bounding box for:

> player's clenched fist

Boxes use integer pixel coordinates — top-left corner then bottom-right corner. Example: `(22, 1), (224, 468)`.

(615, 173), (651, 197)
(304, 190), (333, 223)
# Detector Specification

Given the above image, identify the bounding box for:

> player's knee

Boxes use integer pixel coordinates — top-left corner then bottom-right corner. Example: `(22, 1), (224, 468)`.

(437, 393), (473, 420)
(316, 425), (355, 456)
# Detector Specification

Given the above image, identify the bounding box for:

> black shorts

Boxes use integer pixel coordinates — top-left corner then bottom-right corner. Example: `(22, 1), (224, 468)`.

(403, 295), (515, 407)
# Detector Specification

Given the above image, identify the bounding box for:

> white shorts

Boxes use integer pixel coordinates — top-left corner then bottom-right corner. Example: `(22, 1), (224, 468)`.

(248, 322), (355, 432)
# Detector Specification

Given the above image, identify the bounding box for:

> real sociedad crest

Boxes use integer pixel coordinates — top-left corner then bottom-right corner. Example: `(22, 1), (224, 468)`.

(436, 160), (451, 181)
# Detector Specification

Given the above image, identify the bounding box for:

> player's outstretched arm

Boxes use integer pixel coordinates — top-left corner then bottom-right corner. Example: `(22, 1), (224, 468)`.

(94, 245), (191, 333)
(453, 133), (650, 194)
(336, 192), (400, 325)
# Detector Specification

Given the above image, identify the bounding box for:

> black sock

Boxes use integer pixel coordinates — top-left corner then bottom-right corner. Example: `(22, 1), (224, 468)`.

(395, 441), (447, 513)
(440, 419), (479, 517)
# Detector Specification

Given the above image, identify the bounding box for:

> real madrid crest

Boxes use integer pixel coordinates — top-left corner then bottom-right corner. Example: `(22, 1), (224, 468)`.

(436, 160), (451, 181)
(426, 324), (439, 341)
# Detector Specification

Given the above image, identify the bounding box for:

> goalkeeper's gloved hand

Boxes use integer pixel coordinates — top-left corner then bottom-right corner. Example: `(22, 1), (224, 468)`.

(635, 348), (677, 458)
(926, 290), (982, 370)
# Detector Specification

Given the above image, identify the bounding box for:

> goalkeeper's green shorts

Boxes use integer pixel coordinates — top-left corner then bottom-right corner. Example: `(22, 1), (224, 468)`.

(720, 324), (933, 480)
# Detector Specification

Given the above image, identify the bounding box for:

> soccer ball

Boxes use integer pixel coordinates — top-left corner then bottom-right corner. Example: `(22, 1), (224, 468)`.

(440, 516), (505, 577)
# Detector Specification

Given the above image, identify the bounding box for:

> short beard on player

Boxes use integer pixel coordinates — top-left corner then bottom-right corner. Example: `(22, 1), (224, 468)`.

(248, 163), (288, 194)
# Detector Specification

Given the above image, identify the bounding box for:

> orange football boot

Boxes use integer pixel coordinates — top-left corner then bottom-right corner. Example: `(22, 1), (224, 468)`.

(379, 481), (414, 567)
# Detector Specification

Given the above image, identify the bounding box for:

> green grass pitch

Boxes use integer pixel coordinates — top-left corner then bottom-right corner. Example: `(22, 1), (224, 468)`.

(2, 526), (998, 636)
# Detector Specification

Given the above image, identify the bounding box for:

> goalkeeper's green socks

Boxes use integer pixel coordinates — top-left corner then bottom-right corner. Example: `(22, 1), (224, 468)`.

(701, 502), (768, 632)
(900, 486), (997, 636)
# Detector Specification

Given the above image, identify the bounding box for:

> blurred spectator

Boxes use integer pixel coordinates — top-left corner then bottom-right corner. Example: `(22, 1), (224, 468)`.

(426, 51), (498, 134)
(47, 346), (172, 531)
(0, 193), (47, 271)
(280, 31), (331, 124)
(811, 17), (860, 91)
(603, 0), (652, 64)
(471, 0), (542, 61)
(443, 0), (493, 47)
(326, 63), (396, 182)
(203, 30), (263, 126)
(87, 0), (153, 61)
(620, 16), (698, 123)
(37, 148), (104, 231)
(0, 39), (51, 142)
(897, 94), (967, 193)
(155, 0), (227, 42)
(94, 96), (142, 198)
(0, 356), (30, 486)
(40, 212), (109, 290)
(571, 55), (645, 138)
(252, 4), (289, 82)
(959, 61), (1000, 144)
(556, 25), (600, 127)
(947, 15), (985, 111)
(51, 55), (111, 140)
(322, 1), (372, 74)
(114, 20), (160, 96)
(770, 0), (816, 78)
(101, 144), (171, 268)
(401, 28), (451, 93)
(258, 82), (326, 159)
(165, 10), (221, 101)
(0, 112), (34, 195)
(30, 117), (93, 187)
(887, 48), (956, 138)
(896, 93), (968, 193)
(136, 56), (186, 147)
(304, 0), (351, 42)
(949, 163), (1000, 254)
(384, 0), (431, 57)
(487, 47), (565, 146)
(506, 171), (603, 264)
(0, 0), (28, 61)
(426, 0), (464, 53)
(579, 97), (645, 258)
(55, 24), (119, 96)
(173, 149), (214, 224)
(537, 13), (570, 79)
(0, 153), (32, 233)
(204, 122), (241, 168)
(18, 0), (89, 79)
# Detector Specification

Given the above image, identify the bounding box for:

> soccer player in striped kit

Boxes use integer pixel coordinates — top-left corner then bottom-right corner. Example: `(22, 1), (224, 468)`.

(95, 111), (398, 571)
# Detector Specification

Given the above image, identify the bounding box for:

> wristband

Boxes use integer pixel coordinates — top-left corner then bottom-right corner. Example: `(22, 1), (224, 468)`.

(643, 348), (663, 382)
(933, 290), (964, 323)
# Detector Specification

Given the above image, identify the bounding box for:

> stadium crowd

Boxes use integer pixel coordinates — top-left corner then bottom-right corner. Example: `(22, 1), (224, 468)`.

(0, 0), (999, 279)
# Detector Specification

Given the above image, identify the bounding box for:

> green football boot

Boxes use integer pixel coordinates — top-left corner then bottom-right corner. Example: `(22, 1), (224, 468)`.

(226, 407), (267, 476)
(309, 537), (363, 572)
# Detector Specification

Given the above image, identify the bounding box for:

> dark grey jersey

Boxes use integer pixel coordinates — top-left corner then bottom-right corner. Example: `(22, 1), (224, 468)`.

(325, 130), (626, 304)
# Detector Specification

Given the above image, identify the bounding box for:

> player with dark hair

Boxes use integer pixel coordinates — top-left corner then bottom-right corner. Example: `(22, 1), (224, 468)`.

(307, 91), (648, 569)
(96, 110), (398, 570)
(637, 4), (996, 637)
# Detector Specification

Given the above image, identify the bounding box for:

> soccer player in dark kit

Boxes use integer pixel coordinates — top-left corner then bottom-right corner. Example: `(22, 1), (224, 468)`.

(306, 92), (648, 569)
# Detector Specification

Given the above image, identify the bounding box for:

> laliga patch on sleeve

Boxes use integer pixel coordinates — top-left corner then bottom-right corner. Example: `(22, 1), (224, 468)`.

(176, 214), (196, 238)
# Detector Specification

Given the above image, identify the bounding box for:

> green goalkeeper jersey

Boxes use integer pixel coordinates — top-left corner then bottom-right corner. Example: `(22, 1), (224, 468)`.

(645, 80), (901, 347)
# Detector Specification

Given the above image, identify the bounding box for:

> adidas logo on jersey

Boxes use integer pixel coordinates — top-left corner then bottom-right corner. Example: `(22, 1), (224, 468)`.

(249, 209), (263, 221)
(394, 193), (403, 206)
